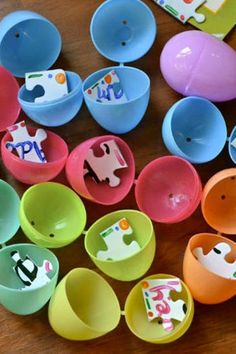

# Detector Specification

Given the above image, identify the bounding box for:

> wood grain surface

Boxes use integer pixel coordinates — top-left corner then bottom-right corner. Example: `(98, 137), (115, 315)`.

(0, 1), (235, 353)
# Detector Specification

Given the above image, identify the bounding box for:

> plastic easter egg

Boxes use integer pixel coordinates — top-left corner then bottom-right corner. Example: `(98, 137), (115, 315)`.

(1, 127), (69, 185)
(183, 233), (236, 304)
(84, 210), (155, 281)
(0, 10), (61, 77)
(0, 180), (20, 244)
(18, 71), (83, 127)
(160, 30), (236, 102)
(135, 156), (202, 223)
(48, 268), (121, 340)
(66, 135), (135, 205)
(83, 66), (150, 134)
(19, 182), (87, 248)
(162, 96), (227, 163)
(0, 66), (20, 132)
(90, 0), (156, 63)
(0, 243), (59, 315)
(83, 0), (156, 134)
(125, 274), (194, 343)
(201, 168), (236, 234)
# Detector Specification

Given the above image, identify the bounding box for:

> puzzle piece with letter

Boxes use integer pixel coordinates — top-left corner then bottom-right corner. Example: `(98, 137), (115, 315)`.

(153, 0), (206, 23)
(86, 70), (128, 104)
(6, 121), (47, 163)
(84, 139), (128, 187)
(193, 242), (236, 280)
(25, 69), (68, 103)
(11, 250), (53, 291)
(96, 218), (140, 260)
(141, 278), (187, 332)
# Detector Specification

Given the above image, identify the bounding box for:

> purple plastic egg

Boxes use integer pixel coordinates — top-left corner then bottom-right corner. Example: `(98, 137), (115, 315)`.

(160, 30), (236, 102)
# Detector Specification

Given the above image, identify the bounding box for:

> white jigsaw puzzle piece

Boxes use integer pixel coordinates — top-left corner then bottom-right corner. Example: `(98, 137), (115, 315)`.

(193, 242), (236, 280)
(142, 278), (187, 332)
(85, 70), (128, 104)
(25, 69), (68, 103)
(84, 139), (128, 187)
(11, 250), (53, 291)
(20, 260), (52, 290)
(153, 0), (206, 23)
(96, 218), (140, 260)
(231, 137), (236, 148)
(6, 121), (47, 163)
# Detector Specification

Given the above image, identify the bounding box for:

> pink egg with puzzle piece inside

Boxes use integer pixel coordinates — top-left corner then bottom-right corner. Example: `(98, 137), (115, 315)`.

(160, 30), (236, 102)
(66, 135), (135, 205)
(1, 127), (68, 185)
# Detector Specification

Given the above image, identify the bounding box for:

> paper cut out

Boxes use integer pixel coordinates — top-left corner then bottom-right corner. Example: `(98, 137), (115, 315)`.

(25, 69), (68, 103)
(11, 250), (53, 290)
(193, 242), (236, 280)
(84, 139), (128, 187)
(86, 70), (128, 104)
(96, 218), (140, 260)
(231, 137), (236, 148)
(141, 278), (187, 332)
(6, 121), (47, 163)
(153, 0), (206, 23)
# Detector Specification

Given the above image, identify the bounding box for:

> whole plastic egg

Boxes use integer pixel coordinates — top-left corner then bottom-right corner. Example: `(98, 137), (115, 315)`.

(160, 30), (236, 102)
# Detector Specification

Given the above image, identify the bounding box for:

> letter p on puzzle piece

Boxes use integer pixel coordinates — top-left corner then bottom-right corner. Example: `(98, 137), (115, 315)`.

(6, 120), (47, 163)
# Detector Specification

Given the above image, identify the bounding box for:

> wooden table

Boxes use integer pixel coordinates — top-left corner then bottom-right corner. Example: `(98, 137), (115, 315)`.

(0, 1), (235, 353)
